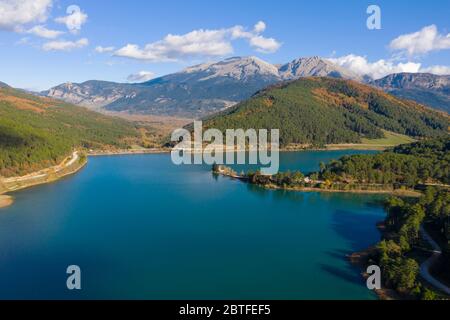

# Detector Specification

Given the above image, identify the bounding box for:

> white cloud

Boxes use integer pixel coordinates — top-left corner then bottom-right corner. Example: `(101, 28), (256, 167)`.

(115, 29), (233, 61)
(390, 25), (450, 56)
(0, 0), (53, 31)
(421, 65), (450, 75)
(232, 22), (281, 53)
(42, 38), (89, 51)
(26, 25), (64, 39)
(329, 54), (450, 79)
(55, 5), (87, 34)
(95, 46), (115, 53)
(253, 21), (266, 33)
(113, 21), (281, 62)
(127, 71), (155, 83)
(249, 35), (281, 53)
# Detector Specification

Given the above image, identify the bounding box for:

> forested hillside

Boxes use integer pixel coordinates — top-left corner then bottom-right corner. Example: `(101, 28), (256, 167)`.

(203, 78), (449, 146)
(320, 138), (450, 187)
(0, 86), (151, 177)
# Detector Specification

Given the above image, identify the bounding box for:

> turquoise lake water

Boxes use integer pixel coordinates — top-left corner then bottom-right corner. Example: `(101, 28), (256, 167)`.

(0, 150), (385, 300)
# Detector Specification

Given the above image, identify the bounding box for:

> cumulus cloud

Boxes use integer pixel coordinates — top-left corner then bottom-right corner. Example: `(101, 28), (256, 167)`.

(95, 46), (115, 53)
(127, 71), (155, 83)
(26, 25), (64, 39)
(328, 54), (450, 79)
(55, 5), (88, 34)
(253, 21), (266, 33)
(42, 38), (89, 51)
(0, 0), (53, 31)
(249, 35), (281, 53)
(113, 21), (281, 62)
(390, 25), (450, 56)
(421, 65), (450, 75)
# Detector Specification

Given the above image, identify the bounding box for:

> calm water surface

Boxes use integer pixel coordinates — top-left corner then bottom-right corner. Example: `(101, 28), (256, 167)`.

(0, 150), (384, 299)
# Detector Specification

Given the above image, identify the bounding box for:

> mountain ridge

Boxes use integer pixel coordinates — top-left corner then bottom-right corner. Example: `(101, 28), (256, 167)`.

(41, 57), (450, 118)
(42, 56), (371, 117)
(371, 73), (450, 113)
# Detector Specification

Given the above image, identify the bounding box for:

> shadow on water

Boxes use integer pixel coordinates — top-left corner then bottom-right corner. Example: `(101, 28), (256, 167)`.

(331, 209), (383, 252)
(319, 263), (365, 286)
(325, 249), (353, 262)
(321, 207), (384, 289)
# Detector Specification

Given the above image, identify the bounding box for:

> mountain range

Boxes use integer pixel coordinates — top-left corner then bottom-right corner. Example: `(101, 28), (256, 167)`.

(41, 56), (450, 118)
(42, 56), (363, 118)
(372, 73), (450, 113)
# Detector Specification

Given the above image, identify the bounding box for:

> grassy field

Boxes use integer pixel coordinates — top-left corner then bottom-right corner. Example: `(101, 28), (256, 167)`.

(361, 130), (416, 146)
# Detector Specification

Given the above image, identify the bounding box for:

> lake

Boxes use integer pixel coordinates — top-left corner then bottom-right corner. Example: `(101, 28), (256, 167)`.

(0, 150), (385, 300)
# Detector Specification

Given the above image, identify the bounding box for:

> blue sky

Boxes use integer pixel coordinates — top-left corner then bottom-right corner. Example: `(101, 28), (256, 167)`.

(0, 0), (449, 90)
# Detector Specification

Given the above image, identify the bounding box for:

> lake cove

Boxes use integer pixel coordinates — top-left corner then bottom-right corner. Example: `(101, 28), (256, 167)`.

(0, 150), (383, 299)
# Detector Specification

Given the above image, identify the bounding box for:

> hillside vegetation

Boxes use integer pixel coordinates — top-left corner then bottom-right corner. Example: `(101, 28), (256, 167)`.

(203, 78), (449, 146)
(320, 138), (449, 187)
(0, 87), (151, 177)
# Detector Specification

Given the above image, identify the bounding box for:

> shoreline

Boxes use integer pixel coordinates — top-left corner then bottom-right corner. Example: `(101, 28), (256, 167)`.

(0, 151), (87, 206)
(85, 144), (386, 158)
(349, 224), (450, 300)
(348, 221), (404, 300)
(348, 246), (403, 300)
(260, 183), (422, 197)
(216, 171), (422, 197)
(87, 148), (171, 157)
(0, 195), (13, 209)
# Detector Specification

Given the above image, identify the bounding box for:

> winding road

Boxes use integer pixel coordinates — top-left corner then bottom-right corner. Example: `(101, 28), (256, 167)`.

(420, 226), (450, 295)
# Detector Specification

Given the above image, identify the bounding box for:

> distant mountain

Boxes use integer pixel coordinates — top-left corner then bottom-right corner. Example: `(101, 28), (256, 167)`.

(0, 81), (10, 88)
(43, 56), (367, 118)
(278, 56), (362, 81)
(41, 80), (143, 111)
(203, 78), (449, 146)
(105, 56), (281, 117)
(0, 84), (149, 177)
(372, 73), (450, 113)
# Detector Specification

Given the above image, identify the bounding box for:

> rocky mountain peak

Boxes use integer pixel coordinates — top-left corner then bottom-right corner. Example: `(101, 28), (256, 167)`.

(278, 56), (362, 81)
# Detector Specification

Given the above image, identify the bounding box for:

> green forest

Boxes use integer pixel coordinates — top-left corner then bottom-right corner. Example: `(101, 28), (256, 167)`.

(373, 187), (449, 299)
(203, 78), (449, 146)
(0, 87), (150, 177)
(240, 138), (449, 192)
(320, 138), (450, 187)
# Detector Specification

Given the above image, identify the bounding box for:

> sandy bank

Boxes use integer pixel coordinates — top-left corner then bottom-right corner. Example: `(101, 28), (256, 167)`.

(0, 151), (86, 200)
(0, 195), (13, 209)
(87, 148), (170, 156)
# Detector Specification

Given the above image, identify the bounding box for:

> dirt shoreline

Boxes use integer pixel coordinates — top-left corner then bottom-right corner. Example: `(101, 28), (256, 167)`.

(218, 172), (422, 197)
(347, 221), (404, 300)
(262, 183), (422, 197)
(348, 246), (403, 300)
(0, 152), (87, 203)
(0, 195), (13, 209)
(87, 148), (170, 156)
